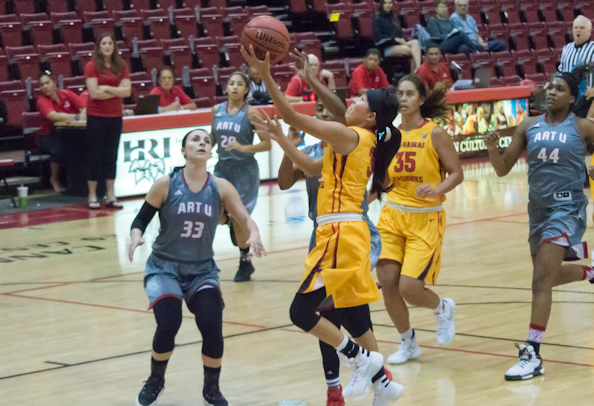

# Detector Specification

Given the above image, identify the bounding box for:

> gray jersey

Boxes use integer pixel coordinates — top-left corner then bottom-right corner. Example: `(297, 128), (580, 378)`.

(526, 113), (587, 208)
(152, 168), (221, 263)
(212, 102), (255, 161)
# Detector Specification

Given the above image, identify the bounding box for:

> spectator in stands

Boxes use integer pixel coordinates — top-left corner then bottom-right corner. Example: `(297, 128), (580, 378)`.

(427, 0), (477, 56)
(348, 48), (390, 96)
(84, 33), (131, 210)
(247, 64), (270, 105)
(150, 66), (197, 112)
(285, 54), (335, 103)
(450, 0), (506, 53)
(416, 44), (454, 90)
(36, 71), (86, 193)
(373, 0), (422, 72)
(559, 16), (594, 118)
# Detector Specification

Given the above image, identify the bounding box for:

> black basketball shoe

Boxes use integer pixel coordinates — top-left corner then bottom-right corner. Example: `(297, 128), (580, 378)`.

(234, 254), (255, 282)
(136, 375), (164, 406)
(203, 383), (229, 406)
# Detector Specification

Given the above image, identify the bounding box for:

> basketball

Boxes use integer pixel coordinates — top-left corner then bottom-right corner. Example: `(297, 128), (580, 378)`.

(241, 16), (291, 65)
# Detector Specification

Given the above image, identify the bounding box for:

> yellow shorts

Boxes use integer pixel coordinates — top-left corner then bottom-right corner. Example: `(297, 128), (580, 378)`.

(299, 221), (380, 308)
(377, 204), (446, 284)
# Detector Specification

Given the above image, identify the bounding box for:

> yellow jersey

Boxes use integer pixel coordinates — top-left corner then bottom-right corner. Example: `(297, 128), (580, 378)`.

(317, 126), (376, 216)
(387, 120), (445, 208)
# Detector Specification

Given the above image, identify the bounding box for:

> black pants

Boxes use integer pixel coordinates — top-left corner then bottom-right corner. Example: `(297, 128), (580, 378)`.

(86, 115), (123, 181)
(439, 32), (477, 56)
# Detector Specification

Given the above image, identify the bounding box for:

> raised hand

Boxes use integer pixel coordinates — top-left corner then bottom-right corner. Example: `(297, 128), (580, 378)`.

(240, 44), (271, 77)
(484, 132), (500, 151)
(247, 232), (267, 258)
(287, 126), (304, 147)
(250, 110), (287, 143)
(289, 48), (314, 81)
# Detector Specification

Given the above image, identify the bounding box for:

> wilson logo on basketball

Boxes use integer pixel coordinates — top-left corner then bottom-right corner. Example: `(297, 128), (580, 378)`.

(255, 30), (286, 50)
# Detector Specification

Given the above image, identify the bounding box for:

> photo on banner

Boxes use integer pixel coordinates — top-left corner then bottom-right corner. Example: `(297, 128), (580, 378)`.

(436, 98), (528, 158)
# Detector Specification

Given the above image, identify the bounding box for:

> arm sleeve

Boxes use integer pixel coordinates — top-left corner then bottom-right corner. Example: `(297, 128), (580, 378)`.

(121, 63), (130, 79)
(379, 68), (390, 88)
(285, 76), (303, 96)
(36, 98), (54, 118)
(131, 201), (158, 234)
(84, 61), (96, 79)
(178, 88), (193, 105)
(349, 67), (364, 96)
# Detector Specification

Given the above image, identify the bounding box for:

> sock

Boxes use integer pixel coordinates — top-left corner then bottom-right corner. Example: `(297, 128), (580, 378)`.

(433, 298), (444, 314)
(400, 328), (414, 341)
(336, 336), (360, 359)
(203, 366), (221, 390)
(371, 367), (388, 384)
(326, 377), (340, 388)
(527, 324), (546, 354)
(150, 357), (169, 379)
(583, 266), (594, 281)
(240, 247), (250, 259)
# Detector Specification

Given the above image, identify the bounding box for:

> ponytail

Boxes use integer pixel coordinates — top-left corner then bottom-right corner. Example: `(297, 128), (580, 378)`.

(398, 74), (449, 120)
(370, 124), (402, 200)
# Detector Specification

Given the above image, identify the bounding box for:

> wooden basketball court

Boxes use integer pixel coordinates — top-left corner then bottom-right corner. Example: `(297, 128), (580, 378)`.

(1, 158), (593, 405)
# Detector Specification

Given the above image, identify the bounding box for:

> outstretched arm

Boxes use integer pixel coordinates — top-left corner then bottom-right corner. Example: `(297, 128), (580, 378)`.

(485, 117), (533, 177)
(216, 177), (266, 257)
(225, 106), (272, 154)
(290, 49), (347, 125)
(241, 45), (358, 155)
(129, 175), (169, 261)
(252, 112), (323, 177)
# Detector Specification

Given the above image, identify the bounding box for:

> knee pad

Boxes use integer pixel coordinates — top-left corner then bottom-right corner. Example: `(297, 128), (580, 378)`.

(152, 297), (183, 353)
(290, 296), (321, 332)
(337, 305), (372, 339)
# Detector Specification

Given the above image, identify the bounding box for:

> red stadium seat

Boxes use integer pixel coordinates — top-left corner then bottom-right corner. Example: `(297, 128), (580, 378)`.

(51, 12), (84, 45)
(175, 14), (198, 39)
(162, 38), (194, 70)
(46, 0), (70, 14)
(195, 44), (219, 70)
(510, 31), (530, 51)
(246, 6), (273, 18)
(0, 20), (23, 48)
(520, 5), (539, 23)
(38, 44), (72, 78)
(129, 0), (152, 12)
(6, 45), (40, 80)
(118, 18), (144, 48)
(539, 4), (557, 22)
(288, 0), (308, 15)
(145, 18), (172, 41)
(83, 11), (116, 39)
(490, 77), (502, 87)
(327, 4), (354, 40)
(0, 90), (29, 127)
(525, 73), (548, 84)
(190, 76), (216, 102)
(501, 6), (521, 24)
(12, 0), (36, 15)
(156, 0), (177, 9)
(103, 0), (125, 13)
(131, 80), (152, 101)
(201, 13), (224, 39)
(501, 75), (521, 86)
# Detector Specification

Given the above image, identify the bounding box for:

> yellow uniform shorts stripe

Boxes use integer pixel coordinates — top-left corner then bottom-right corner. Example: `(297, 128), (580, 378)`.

(377, 204), (446, 284)
(300, 221), (380, 308)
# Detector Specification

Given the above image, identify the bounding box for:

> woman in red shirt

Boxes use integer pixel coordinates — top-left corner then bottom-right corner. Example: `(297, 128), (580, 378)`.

(84, 33), (131, 209)
(149, 66), (197, 112)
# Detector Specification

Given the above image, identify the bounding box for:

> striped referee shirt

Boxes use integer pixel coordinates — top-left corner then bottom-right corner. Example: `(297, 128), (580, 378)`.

(558, 40), (594, 87)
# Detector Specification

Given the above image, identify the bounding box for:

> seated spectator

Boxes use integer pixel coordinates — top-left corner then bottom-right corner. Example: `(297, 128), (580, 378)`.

(285, 54), (335, 103)
(247, 64), (270, 105)
(427, 0), (477, 56)
(349, 48), (390, 96)
(450, 0), (506, 53)
(373, 0), (422, 72)
(149, 66), (197, 112)
(36, 71), (86, 192)
(416, 44), (454, 90)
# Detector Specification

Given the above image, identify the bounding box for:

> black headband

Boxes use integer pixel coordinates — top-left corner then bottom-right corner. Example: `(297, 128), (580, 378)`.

(551, 72), (580, 101)
(367, 89), (398, 139)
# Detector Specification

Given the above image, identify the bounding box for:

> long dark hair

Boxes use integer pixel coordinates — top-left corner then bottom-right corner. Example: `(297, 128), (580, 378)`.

(92, 33), (125, 74)
(398, 74), (449, 120)
(369, 87), (401, 200)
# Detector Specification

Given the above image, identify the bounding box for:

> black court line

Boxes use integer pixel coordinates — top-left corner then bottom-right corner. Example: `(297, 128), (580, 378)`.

(437, 283), (594, 295)
(44, 361), (71, 367)
(0, 323), (293, 381)
(373, 323), (594, 351)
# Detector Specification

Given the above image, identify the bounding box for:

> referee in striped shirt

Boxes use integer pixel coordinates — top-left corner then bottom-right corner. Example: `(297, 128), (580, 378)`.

(558, 16), (594, 117)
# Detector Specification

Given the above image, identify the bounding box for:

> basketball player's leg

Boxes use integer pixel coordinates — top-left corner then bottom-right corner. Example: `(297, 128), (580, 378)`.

(137, 272), (184, 405)
(188, 287), (227, 405)
(377, 259), (410, 333)
(504, 242), (564, 381)
(337, 304), (404, 403)
(228, 160), (259, 282)
(318, 308), (344, 406)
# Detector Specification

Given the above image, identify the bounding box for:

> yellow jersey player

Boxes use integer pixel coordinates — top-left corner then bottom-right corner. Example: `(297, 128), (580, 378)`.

(376, 74), (464, 365)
